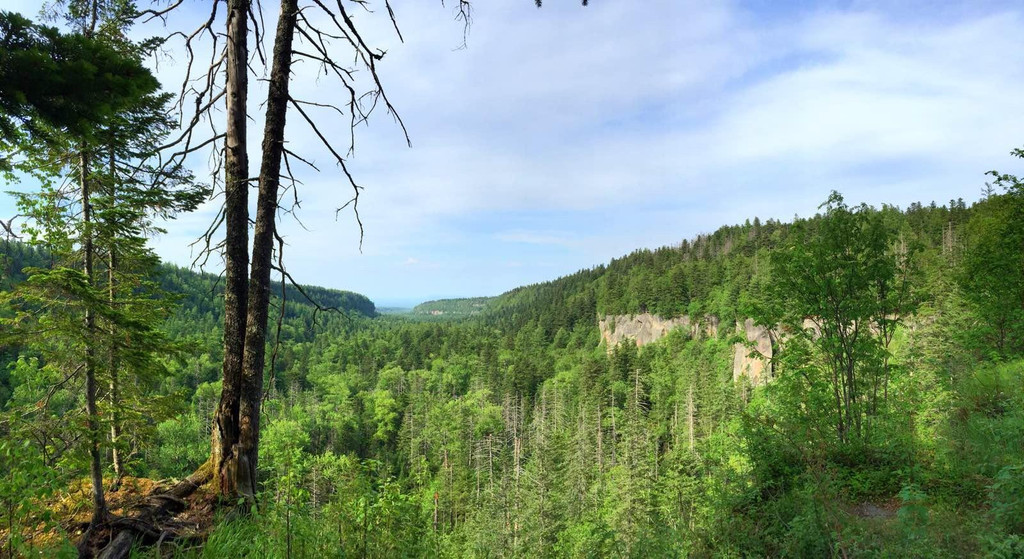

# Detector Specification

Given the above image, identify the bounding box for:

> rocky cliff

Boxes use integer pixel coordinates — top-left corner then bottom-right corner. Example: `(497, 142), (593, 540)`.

(598, 313), (773, 386)
(731, 318), (773, 385)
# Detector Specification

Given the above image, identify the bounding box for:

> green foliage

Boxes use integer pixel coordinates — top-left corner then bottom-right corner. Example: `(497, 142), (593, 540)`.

(0, 436), (76, 557)
(412, 297), (495, 316)
(762, 192), (917, 445)
(151, 413), (208, 478)
(0, 10), (159, 150)
(896, 484), (929, 533)
(989, 464), (1024, 534)
(960, 151), (1024, 356)
(7, 187), (1024, 556)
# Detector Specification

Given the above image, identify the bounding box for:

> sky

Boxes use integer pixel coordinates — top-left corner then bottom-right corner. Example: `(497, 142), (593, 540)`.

(2, 0), (1024, 307)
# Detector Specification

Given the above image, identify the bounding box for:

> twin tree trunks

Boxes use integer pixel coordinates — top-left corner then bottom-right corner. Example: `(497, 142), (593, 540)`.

(212, 0), (298, 504)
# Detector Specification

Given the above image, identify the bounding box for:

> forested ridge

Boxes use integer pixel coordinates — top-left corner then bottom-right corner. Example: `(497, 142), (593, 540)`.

(412, 297), (495, 317)
(0, 246), (374, 405)
(3, 182), (1023, 557)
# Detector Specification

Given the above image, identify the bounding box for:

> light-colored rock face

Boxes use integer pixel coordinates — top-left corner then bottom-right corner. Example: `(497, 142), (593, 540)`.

(732, 318), (773, 386)
(598, 314), (692, 348)
(599, 314), (773, 386)
(599, 313), (728, 348)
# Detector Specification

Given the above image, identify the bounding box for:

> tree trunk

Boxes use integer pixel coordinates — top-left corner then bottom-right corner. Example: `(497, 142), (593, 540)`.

(108, 146), (124, 488)
(487, 433), (494, 494)
(610, 392), (617, 466)
(596, 404), (603, 475)
(237, 0), (298, 498)
(81, 150), (108, 536)
(78, 3), (108, 546)
(687, 384), (694, 452)
(673, 401), (678, 449)
(211, 0), (250, 499)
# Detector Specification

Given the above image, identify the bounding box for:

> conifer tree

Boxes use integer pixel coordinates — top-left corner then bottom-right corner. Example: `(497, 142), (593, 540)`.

(1, 3), (204, 547)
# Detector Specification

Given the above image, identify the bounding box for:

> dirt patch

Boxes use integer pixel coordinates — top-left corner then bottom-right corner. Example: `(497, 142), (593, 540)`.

(849, 500), (899, 519)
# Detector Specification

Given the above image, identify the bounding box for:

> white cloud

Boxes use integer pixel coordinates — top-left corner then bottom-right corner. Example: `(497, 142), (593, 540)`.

(170, 2), (1024, 301)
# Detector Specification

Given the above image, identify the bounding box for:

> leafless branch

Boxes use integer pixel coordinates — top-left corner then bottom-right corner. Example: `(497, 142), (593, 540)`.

(442, 0), (473, 49)
(287, 96), (365, 247)
(134, 0), (188, 24)
(0, 215), (20, 240)
(270, 230), (345, 328)
(335, 1), (411, 146)
(189, 203), (226, 272)
(384, 0), (404, 43)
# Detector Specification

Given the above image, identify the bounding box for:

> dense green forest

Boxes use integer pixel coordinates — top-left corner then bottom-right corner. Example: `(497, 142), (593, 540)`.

(413, 297), (496, 317)
(3, 180), (1023, 557)
(0, 245), (374, 406)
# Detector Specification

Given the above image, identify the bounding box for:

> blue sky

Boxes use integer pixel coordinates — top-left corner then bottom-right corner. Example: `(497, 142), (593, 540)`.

(2, 0), (1023, 307)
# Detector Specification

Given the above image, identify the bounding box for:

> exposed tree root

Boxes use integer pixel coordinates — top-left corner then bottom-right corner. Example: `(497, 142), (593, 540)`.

(87, 461), (213, 559)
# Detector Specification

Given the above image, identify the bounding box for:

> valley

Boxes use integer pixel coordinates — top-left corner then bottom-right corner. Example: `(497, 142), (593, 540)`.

(5, 189), (1023, 557)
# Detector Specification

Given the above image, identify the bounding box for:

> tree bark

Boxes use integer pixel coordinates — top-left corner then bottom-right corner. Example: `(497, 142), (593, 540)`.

(237, 0), (298, 496)
(73, 4), (109, 547)
(687, 384), (694, 452)
(211, 0), (250, 499)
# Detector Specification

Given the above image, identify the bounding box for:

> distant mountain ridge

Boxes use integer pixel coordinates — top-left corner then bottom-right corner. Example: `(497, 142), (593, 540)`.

(412, 296), (495, 316)
(1, 245), (376, 403)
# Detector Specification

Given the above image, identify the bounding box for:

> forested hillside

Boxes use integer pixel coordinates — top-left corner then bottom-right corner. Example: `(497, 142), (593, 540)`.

(479, 198), (978, 344)
(413, 297), (495, 317)
(5, 182), (1023, 556)
(0, 248), (374, 407)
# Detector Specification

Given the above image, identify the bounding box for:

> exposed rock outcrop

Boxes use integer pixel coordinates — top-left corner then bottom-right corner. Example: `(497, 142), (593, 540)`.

(598, 313), (773, 386)
(732, 318), (773, 386)
(598, 314), (725, 348)
(599, 314), (691, 347)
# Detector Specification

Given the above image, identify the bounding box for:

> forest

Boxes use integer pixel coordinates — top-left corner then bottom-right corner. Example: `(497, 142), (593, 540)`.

(1, 0), (1024, 558)
(3, 180), (1024, 556)
(412, 298), (496, 318)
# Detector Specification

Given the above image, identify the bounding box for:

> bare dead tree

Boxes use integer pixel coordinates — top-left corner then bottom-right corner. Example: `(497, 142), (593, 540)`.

(209, 0), (252, 501)
(148, 0), (432, 508)
(238, 0), (298, 501)
(0, 215), (19, 240)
